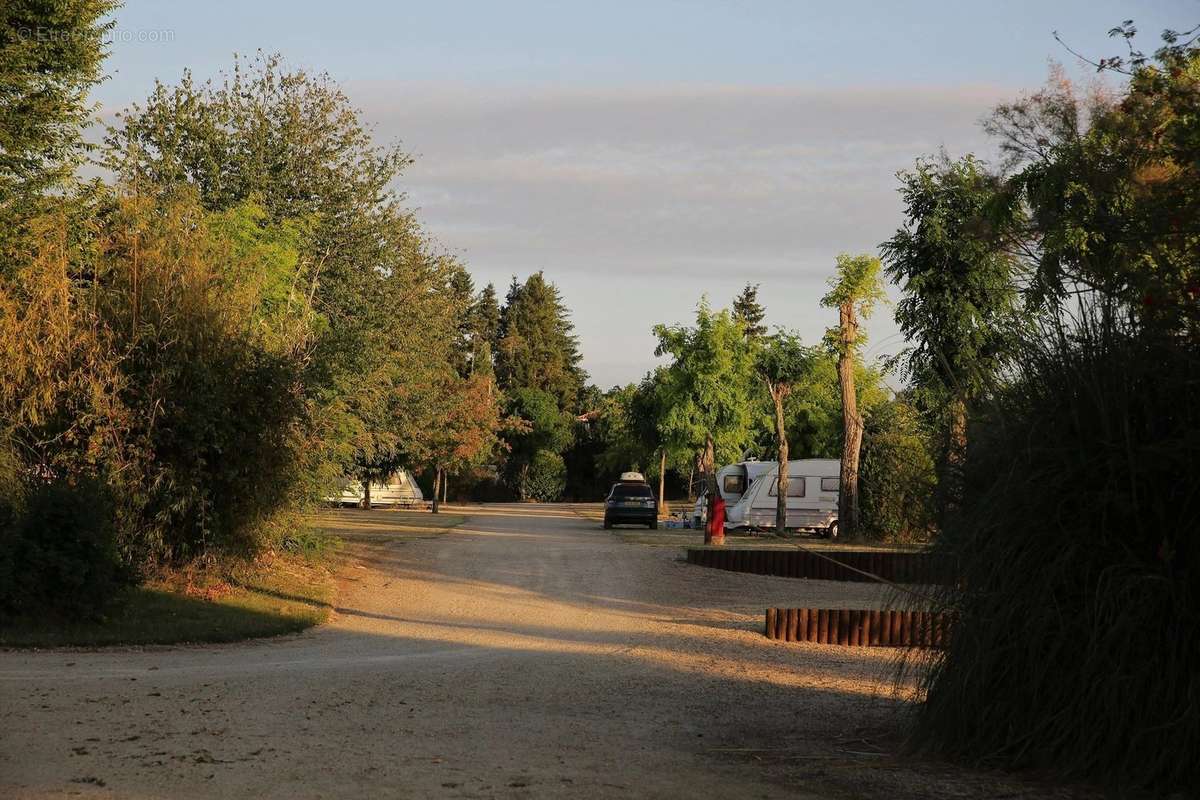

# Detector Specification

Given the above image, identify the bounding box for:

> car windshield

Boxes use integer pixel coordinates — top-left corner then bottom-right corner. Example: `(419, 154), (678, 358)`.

(610, 483), (653, 498)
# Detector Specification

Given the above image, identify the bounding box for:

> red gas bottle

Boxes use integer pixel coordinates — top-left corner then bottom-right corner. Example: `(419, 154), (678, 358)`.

(706, 494), (726, 545)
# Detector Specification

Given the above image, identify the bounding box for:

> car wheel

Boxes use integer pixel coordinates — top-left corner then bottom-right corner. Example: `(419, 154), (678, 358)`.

(649, 520), (658, 530)
(603, 518), (612, 529)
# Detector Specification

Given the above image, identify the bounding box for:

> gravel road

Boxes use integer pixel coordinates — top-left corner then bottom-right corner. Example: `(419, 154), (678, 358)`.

(0, 505), (1075, 799)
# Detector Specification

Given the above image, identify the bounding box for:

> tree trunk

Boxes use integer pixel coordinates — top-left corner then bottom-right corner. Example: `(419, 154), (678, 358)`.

(658, 448), (668, 518)
(837, 301), (862, 538)
(772, 388), (789, 534)
(442, 471), (449, 505)
(703, 433), (722, 545)
(432, 468), (442, 514)
(360, 479), (371, 510)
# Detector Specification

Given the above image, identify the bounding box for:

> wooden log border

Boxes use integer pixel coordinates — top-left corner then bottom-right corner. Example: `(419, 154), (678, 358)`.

(764, 607), (949, 647)
(686, 547), (952, 585)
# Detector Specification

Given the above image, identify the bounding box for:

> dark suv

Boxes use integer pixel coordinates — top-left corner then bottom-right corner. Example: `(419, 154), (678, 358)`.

(603, 480), (658, 529)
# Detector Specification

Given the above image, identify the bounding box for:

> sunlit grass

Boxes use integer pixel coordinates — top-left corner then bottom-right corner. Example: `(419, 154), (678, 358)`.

(0, 552), (335, 648)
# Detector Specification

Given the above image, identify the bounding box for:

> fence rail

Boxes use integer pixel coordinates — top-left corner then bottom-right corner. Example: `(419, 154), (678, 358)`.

(764, 607), (948, 647)
(686, 546), (952, 584)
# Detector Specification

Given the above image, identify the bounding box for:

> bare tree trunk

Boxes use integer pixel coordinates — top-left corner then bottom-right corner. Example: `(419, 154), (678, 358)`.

(442, 471), (449, 505)
(432, 468), (442, 514)
(360, 479), (371, 510)
(837, 301), (862, 538)
(772, 388), (789, 534)
(703, 433), (722, 545)
(687, 462), (695, 501)
(657, 448), (668, 518)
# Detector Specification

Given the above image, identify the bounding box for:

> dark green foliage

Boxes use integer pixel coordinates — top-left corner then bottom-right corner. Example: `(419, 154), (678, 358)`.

(0, 0), (116, 202)
(904, 35), (1200, 792)
(881, 155), (1018, 403)
(522, 450), (567, 502)
(858, 399), (936, 542)
(911, 308), (1199, 791)
(881, 156), (1020, 518)
(0, 480), (131, 620)
(732, 283), (767, 339)
(496, 272), (585, 410)
(466, 283), (501, 376)
(502, 387), (575, 498)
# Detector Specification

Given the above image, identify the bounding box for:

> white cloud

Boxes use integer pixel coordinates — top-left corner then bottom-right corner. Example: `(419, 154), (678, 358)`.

(372, 82), (1017, 387)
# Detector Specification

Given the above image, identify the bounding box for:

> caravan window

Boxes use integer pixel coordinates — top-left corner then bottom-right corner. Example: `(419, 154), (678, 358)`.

(723, 475), (746, 494)
(768, 477), (805, 497)
(820, 477), (839, 492)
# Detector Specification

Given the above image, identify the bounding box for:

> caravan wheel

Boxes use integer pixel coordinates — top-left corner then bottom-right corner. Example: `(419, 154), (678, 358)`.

(826, 520), (839, 540)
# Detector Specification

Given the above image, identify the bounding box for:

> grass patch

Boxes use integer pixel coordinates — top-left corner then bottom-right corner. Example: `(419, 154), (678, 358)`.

(314, 508), (466, 544)
(0, 508), (465, 649)
(0, 548), (336, 649)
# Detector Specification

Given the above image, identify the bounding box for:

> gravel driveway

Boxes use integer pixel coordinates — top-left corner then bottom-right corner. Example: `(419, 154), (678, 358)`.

(0, 505), (1080, 799)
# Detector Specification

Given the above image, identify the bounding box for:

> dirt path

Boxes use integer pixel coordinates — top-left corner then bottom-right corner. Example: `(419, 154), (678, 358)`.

(0, 505), (1074, 799)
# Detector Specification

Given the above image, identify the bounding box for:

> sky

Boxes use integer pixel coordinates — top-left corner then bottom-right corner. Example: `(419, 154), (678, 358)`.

(93, 1), (1196, 388)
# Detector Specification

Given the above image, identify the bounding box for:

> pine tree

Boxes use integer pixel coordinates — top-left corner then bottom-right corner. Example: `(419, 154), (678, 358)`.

(447, 267), (475, 377)
(467, 283), (501, 376)
(496, 272), (584, 410)
(732, 283), (767, 339)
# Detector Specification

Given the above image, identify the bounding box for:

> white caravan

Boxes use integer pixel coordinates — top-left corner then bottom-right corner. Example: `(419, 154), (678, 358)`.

(693, 459), (841, 538)
(327, 469), (424, 508)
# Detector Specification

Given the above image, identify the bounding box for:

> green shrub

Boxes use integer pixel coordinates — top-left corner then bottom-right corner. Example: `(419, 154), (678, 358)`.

(859, 399), (937, 542)
(0, 480), (131, 620)
(909, 307), (1199, 792)
(523, 449), (566, 502)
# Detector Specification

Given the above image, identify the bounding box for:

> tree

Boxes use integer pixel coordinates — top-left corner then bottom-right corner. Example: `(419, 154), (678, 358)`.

(2, 189), (318, 564)
(411, 373), (503, 513)
(987, 56), (1200, 334)
(105, 54), (465, 501)
(755, 333), (813, 533)
(0, 0), (116, 206)
(821, 254), (886, 539)
(502, 387), (575, 500)
(524, 450), (566, 502)
(495, 272), (585, 410)
(466, 283), (501, 376)
(593, 384), (652, 476)
(732, 283), (767, 339)
(858, 397), (937, 541)
(880, 156), (1018, 516)
(590, 374), (680, 507)
(654, 300), (758, 541)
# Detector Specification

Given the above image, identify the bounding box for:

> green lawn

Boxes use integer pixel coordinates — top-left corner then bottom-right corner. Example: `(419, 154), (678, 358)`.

(0, 508), (466, 649)
(0, 553), (336, 648)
